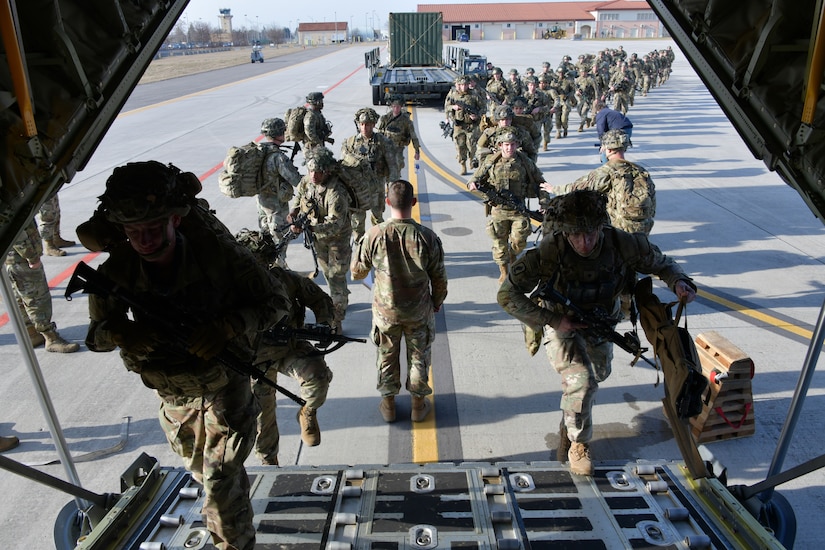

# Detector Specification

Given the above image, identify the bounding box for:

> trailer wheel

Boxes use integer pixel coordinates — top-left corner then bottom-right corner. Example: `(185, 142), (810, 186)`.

(760, 491), (797, 548)
(372, 86), (381, 106)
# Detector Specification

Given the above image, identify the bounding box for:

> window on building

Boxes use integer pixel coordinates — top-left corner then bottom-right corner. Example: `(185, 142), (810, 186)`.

(506, 23), (511, 28)
(600, 13), (619, 21)
(637, 13), (656, 20)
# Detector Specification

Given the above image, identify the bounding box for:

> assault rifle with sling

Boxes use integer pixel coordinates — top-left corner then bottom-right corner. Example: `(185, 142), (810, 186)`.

(535, 281), (657, 368)
(265, 323), (366, 354)
(451, 99), (482, 118)
(475, 182), (544, 223)
(64, 261), (310, 406)
(439, 120), (453, 139)
(278, 210), (319, 278)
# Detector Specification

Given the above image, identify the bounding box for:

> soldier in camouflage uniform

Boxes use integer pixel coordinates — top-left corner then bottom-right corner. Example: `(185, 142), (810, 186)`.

(341, 107), (399, 242)
(484, 67), (508, 106)
(84, 161), (292, 550)
(444, 75), (485, 175)
(523, 77), (552, 151)
(505, 68), (523, 103)
(475, 105), (536, 165)
(38, 194), (76, 256)
(549, 68), (577, 138)
(608, 61), (632, 115)
(537, 75), (556, 148)
(497, 190), (696, 476)
(377, 95), (421, 177)
(546, 130), (655, 235)
(257, 118), (302, 267)
(574, 68), (599, 132)
(236, 229), (334, 463)
(303, 91), (334, 150)
(290, 147), (352, 330)
(640, 54), (656, 96)
(468, 131), (547, 283)
(6, 219), (79, 352)
(511, 97), (541, 159)
(351, 180), (448, 423)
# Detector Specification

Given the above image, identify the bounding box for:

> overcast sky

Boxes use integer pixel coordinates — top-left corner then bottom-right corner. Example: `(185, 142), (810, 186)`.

(179, 0), (571, 32)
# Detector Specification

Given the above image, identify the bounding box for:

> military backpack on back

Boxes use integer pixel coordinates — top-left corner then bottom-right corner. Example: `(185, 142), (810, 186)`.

(335, 155), (377, 212)
(609, 161), (655, 223)
(284, 106), (308, 142)
(218, 142), (269, 198)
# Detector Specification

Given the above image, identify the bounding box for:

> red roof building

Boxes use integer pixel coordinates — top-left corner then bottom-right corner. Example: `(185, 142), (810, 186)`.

(416, 1), (665, 41)
(297, 21), (349, 45)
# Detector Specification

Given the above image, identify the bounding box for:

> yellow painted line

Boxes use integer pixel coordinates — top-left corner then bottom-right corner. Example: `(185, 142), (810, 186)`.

(698, 289), (813, 339)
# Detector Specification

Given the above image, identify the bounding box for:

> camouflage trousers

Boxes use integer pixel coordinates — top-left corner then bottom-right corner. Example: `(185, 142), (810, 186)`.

(38, 195), (61, 241)
(5, 253), (53, 332)
(372, 311), (436, 397)
(613, 92), (630, 115)
(577, 103), (592, 127)
(157, 376), (257, 550)
(486, 208), (532, 266)
(554, 104), (572, 130)
(538, 116), (553, 145)
(388, 145), (408, 176)
(453, 123), (479, 163)
(257, 195), (290, 264)
(314, 233), (351, 323)
(545, 329), (613, 444)
(641, 75), (652, 95)
(252, 341), (334, 463)
(351, 203), (385, 245)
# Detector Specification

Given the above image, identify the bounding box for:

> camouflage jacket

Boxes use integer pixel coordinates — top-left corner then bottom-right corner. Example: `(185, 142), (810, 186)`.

(351, 218), (448, 324)
(7, 219), (42, 264)
(498, 227), (693, 331)
(295, 175), (351, 240)
(303, 107), (331, 148)
(524, 89), (552, 120)
(476, 126), (537, 164)
(377, 111), (420, 152)
(341, 132), (399, 181)
(259, 143), (302, 204)
(484, 79), (508, 104)
(471, 151), (545, 204)
(444, 89), (485, 126)
(86, 222), (292, 401)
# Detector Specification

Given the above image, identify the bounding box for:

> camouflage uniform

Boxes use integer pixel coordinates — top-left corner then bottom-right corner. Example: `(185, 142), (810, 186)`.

(84, 161), (292, 550)
(505, 69), (523, 103)
(484, 69), (508, 106)
(294, 158), (352, 326)
(608, 63), (632, 115)
(253, 266), (334, 463)
(498, 191), (694, 453)
(341, 109), (399, 241)
(257, 133), (302, 266)
(377, 105), (420, 175)
(523, 80), (552, 150)
(351, 217), (448, 399)
(444, 77), (485, 173)
(574, 72), (599, 131)
(469, 137), (545, 273)
(5, 220), (79, 352)
(303, 102), (333, 150)
(475, 106), (536, 165)
(549, 70), (577, 138)
(537, 76), (556, 147)
(38, 194), (75, 256)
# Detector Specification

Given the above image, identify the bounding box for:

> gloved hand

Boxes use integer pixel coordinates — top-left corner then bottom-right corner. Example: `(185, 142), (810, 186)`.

(107, 318), (156, 355)
(187, 319), (234, 360)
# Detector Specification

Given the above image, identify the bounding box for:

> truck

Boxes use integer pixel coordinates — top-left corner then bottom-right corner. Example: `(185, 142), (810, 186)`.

(365, 12), (487, 105)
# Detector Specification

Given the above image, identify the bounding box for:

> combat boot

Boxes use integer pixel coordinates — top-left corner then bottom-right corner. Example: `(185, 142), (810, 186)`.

(411, 395), (431, 422)
(542, 141), (548, 151)
(577, 122), (585, 132)
(297, 406), (321, 446)
(0, 436), (20, 453)
(53, 234), (76, 248)
(42, 328), (80, 353)
(43, 240), (66, 257)
(556, 420), (570, 462)
(563, 128), (568, 138)
(460, 160), (467, 175)
(568, 441), (594, 476)
(379, 396), (396, 423)
(498, 264), (508, 284)
(555, 130), (562, 139)
(27, 325), (45, 348)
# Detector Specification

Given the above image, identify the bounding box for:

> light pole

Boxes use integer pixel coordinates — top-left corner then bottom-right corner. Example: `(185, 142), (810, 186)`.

(365, 12), (368, 41)
(334, 11), (337, 45)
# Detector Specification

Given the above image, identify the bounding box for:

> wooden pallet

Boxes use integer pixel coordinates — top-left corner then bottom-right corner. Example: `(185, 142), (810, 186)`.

(690, 331), (756, 443)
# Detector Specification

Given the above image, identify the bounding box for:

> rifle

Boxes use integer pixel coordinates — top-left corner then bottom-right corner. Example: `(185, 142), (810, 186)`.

(452, 99), (482, 118)
(476, 182), (544, 223)
(64, 261), (307, 406)
(278, 211), (319, 278)
(265, 323), (366, 354)
(535, 281), (657, 369)
(439, 120), (453, 139)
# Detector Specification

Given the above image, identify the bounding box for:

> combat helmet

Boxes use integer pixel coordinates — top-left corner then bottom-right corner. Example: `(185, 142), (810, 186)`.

(306, 91), (325, 105)
(496, 129), (520, 145)
(545, 190), (608, 234)
(388, 94), (405, 105)
(494, 105), (514, 121)
(261, 117), (286, 138)
(235, 228), (278, 265)
(304, 146), (337, 172)
(100, 161), (196, 224)
(492, 66), (503, 75)
(601, 128), (631, 150)
(355, 107), (379, 124)
(508, 68), (519, 76)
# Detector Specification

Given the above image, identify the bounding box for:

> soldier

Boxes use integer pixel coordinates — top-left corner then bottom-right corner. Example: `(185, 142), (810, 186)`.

(341, 107), (399, 242)
(558, 55), (575, 75)
(484, 67), (508, 106)
(537, 74), (556, 148)
(467, 131), (547, 283)
(608, 60), (632, 115)
(290, 147), (352, 331)
(303, 91), (334, 150)
(444, 75), (485, 175)
(377, 95), (421, 177)
(38, 194), (76, 256)
(627, 53), (643, 107)
(351, 180), (448, 423)
(84, 161), (292, 550)
(257, 117), (302, 267)
(511, 97), (541, 159)
(498, 190), (696, 476)
(539, 61), (556, 85)
(523, 77), (552, 151)
(505, 68), (523, 103)
(549, 68), (577, 139)
(6, 219), (79, 352)
(640, 54), (656, 96)
(521, 67), (536, 86)
(235, 229), (334, 463)
(574, 68), (599, 132)
(475, 105), (536, 165)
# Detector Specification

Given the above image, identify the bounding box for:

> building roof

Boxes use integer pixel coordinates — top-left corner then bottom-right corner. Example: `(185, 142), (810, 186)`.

(298, 22), (348, 32)
(416, 1), (646, 22)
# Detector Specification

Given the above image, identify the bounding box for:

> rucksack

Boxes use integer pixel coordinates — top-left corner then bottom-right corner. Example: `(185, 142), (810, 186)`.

(218, 142), (269, 198)
(284, 106), (307, 142)
(335, 155), (378, 211)
(610, 161), (655, 223)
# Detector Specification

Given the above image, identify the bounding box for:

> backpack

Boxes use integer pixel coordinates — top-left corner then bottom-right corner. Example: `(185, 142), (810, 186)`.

(610, 161), (655, 223)
(218, 142), (269, 198)
(335, 156), (377, 211)
(284, 106), (307, 142)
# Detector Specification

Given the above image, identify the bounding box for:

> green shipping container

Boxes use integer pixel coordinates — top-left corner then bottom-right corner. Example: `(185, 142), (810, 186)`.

(388, 12), (444, 68)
